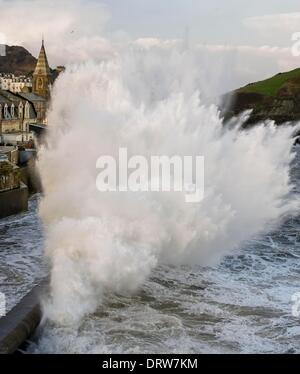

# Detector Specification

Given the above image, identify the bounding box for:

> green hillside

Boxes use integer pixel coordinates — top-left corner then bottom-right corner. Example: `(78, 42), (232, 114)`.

(223, 66), (300, 126)
(238, 68), (300, 97)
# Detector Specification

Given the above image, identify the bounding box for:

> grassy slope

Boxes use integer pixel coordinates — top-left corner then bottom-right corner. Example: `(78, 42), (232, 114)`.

(238, 68), (300, 96)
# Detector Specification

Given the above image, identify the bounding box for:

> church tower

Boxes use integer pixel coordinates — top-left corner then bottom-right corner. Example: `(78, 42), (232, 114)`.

(32, 39), (52, 98)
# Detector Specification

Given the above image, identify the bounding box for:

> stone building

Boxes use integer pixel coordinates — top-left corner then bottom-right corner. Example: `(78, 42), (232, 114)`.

(0, 156), (21, 192)
(0, 146), (18, 164)
(15, 39), (53, 125)
(0, 39), (62, 126)
(17, 92), (47, 124)
(0, 90), (36, 145)
(0, 154), (28, 218)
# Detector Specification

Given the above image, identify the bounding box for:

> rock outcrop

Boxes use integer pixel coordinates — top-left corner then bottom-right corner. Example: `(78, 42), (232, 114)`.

(223, 68), (300, 127)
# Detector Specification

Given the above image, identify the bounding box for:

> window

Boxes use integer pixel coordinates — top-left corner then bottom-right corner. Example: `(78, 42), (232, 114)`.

(10, 104), (15, 118)
(18, 102), (23, 118)
(25, 102), (30, 119)
(4, 104), (8, 118)
(37, 77), (43, 90)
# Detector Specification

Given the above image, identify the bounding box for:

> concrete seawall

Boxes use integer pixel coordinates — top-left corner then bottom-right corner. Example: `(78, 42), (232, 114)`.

(0, 182), (28, 219)
(0, 284), (44, 354)
(20, 162), (42, 194)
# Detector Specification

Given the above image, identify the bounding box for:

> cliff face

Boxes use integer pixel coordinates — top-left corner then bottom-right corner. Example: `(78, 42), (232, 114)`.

(0, 45), (37, 76)
(224, 68), (300, 127)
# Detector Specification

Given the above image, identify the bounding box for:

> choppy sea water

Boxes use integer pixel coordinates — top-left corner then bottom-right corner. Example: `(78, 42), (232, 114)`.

(1, 151), (299, 354)
(0, 195), (44, 312)
(30, 149), (300, 354)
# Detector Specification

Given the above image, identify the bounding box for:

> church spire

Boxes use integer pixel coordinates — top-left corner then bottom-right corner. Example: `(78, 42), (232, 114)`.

(33, 38), (51, 77)
(32, 38), (52, 98)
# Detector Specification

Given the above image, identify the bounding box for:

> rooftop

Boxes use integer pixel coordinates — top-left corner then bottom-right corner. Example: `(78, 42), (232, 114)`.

(17, 92), (46, 102)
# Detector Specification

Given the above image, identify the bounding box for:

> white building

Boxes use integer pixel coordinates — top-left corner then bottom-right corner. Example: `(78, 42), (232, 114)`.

(0, 73), (32, 93)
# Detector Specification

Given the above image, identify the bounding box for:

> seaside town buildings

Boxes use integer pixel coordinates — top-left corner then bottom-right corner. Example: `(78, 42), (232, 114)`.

(0, 73), (32, 93)
(0, 90), (36, 144)
(0, 39), (54, 217)
(0, 39), (52, 145)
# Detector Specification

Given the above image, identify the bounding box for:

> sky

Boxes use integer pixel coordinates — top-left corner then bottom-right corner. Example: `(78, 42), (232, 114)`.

(0, 0), (300, 92)
(104, 0), (300, 46)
